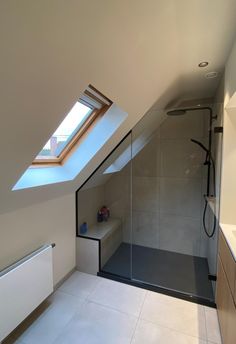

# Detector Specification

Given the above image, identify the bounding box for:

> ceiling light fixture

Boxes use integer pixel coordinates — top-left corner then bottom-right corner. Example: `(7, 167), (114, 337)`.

(198, 61), (209, 67)
(205, 71), (218, 79)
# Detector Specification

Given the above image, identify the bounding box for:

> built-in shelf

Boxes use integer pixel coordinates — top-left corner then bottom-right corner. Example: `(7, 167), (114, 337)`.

(78, 218), (121, 241)
(76, 218), (122, 275)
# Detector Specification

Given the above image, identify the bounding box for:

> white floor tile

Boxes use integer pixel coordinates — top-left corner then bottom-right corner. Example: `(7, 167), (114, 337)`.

(132, 319), (207, 344)
(58, 271), (101, 299)
(53, 300), (138, 344)
(140, 291), (207, 339)
(204, 307), (222, 344)
(4, 272), (222, 344)
(18, 291), (84, 344)
(88, 278), (146, 316)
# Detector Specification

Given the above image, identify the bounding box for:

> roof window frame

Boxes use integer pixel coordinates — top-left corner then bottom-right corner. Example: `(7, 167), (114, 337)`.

(32, 85), (111, 166)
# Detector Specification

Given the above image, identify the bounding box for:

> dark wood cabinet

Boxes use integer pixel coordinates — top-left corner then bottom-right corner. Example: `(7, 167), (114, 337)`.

(216, 230), (236, 344)
(218, 231), (236, 294)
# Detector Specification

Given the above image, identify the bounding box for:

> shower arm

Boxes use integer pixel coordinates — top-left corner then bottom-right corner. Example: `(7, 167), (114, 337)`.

(188, 107), (217, 197)
(168, 105), (218, 237)
(167, 106), (217, 197)
(190, 139), (210, 167)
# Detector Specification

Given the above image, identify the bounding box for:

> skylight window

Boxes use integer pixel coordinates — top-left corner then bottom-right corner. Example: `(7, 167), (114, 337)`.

(33, 85), (111, 165)
(36, 103), (92, 159)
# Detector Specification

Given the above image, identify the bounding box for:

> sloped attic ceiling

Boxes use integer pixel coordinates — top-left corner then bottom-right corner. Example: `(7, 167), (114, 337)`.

(0, 0), (236, 214)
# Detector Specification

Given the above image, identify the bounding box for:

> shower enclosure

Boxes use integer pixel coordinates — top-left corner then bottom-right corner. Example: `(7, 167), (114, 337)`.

(76, 102), (223, 306)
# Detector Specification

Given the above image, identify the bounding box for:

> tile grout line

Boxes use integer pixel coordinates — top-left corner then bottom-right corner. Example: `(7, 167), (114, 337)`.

(85, 279), (148, 317)
(50, 282), (100, 344)
(139, 298), (208, 342)
(51, 275), (104, 342)
(83, 277), (145, 317)
(83, 298), (140, 318)
(138, 316), (209, 343)
(130, 290), (149, 343)
(59, 274), (103, 301)
(58, 273), (214, 343)
(51, 281), (96, 344)
(204, 306), (223, 344)
(203, 305), (209, 343)
(55, 288), (86, 300)
(86, 278), (147, 318)
(55, 276), (144, 344)
(16, 293), (86, 344)
(203, 306), (209, 342)
(84, 277), (104, 301)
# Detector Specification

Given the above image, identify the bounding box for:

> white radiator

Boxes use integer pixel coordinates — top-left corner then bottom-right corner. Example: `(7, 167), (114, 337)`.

(0, 244), (54, 342)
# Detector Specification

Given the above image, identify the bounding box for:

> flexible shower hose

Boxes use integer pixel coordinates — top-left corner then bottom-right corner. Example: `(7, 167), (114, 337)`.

(203, 156), (216, 238)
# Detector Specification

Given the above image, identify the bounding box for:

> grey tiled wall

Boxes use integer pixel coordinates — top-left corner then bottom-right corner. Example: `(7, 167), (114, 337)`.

(105, 109), (211, 257)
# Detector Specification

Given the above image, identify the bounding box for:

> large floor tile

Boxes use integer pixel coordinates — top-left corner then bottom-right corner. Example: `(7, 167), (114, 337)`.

(3, 272), (222, 344)
(140, 291), (207, 339)
(132, 319), (207, 344)
(17, 291), (84, 344)
(88, 278), (146, 316)
(204, 307), (222, 343)
(53, 300), (137, 344)
(58, 271), (101, 299)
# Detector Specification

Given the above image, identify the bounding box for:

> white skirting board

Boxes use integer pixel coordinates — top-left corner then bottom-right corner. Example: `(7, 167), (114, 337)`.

(0, 244), (54, 342)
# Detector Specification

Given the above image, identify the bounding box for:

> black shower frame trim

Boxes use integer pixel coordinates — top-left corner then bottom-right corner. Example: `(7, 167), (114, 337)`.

(75, 130), (132, 237)
(75, 129), (216, 309)
(98, 270), (216, 308)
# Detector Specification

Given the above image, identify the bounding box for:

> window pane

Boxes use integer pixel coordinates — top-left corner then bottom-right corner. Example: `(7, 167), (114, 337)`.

(37, 102), (93, 158)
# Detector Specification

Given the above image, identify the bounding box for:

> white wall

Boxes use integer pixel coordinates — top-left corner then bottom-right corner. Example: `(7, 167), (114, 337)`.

(0, 193), (75, 286)
(220, 38), (236, 224)
(1, 1), (235, 215)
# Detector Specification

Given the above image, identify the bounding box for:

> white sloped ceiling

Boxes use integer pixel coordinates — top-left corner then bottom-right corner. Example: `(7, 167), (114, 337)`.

(0, 0), (236, 213)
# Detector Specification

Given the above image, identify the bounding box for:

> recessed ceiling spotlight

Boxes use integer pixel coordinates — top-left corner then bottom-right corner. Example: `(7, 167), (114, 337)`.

(198, 61), (209, 67)
(205, 71), (218, 79)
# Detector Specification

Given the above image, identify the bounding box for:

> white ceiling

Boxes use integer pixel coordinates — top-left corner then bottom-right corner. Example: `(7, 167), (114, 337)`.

(0, 0), (236, 214)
